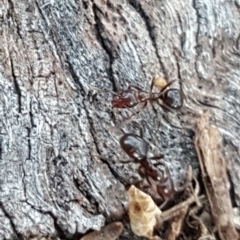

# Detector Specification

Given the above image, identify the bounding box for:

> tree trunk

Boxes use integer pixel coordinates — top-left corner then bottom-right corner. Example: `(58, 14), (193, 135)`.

(0, 0), (239, 239)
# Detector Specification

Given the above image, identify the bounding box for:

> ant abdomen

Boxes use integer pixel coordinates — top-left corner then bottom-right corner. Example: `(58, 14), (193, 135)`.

(120, 133), (148, 161)
(161, 89), (183, 109)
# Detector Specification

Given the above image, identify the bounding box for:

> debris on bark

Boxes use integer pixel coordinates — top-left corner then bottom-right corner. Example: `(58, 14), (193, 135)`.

(195, 111), (239, 240)
(1, 0), (240, 239)
(128, 185), (161, 239)
(80, 222), (123, 240)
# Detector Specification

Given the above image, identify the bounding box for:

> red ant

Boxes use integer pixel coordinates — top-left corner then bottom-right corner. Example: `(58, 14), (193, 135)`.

(89, 78), (183, 127)
(119, 122), (185, 203)
(112, 78), (183, 115)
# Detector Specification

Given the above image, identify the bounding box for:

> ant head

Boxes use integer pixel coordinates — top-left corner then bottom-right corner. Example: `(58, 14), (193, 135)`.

(161, 89), (183, 109)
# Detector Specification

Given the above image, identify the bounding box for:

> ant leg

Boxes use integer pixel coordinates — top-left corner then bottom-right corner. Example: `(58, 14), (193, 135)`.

(128, 85), (148, 93)
(149, 76), (156, 97)
(159, 199), (170, 210)
(138, 166), (146, 179)
(157, 100), (173, 113)
(150, 79), (178, 103)
(156, 100), (187, 130)
(149, 76), (169, 96)
(135, 180), (152, 193)
(131, 121), (145, 138)
(128, 101), (148, 119)
(94, 154), (133, 164)
(149, 156), (165, 169)
(135, 167), (151, 190)
(149, 156), (165, 170)
(149, 76), (171, 94)
(114, 101), (148, 128)
(88, 84), (117, 96)
(158, 79), (177, 95)
(162, 112), (185, 130)
(119, 159), (134, 164)
(138, 166), (155, 186)
(149, 155), (164, 161)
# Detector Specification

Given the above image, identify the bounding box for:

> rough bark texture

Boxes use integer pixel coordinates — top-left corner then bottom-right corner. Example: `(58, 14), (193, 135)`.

(0, 0), (239, 239)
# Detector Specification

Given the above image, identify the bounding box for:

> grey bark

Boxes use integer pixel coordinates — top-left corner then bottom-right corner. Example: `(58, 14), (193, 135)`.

(0, 0), (239, 239)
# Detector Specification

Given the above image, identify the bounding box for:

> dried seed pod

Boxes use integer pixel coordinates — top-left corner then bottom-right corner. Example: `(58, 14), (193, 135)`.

(80, 222), (123, 240)
(128, 185), (161, 239)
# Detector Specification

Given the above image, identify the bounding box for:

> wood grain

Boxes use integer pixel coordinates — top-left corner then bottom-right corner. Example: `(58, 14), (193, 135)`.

(0, 0), (239, 239)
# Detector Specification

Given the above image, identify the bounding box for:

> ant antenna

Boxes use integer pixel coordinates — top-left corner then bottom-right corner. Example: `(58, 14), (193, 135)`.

(88, 84), (118, 96)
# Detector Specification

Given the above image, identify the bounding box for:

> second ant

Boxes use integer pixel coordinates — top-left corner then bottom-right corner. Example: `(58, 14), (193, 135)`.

(118, 122), (187, 207)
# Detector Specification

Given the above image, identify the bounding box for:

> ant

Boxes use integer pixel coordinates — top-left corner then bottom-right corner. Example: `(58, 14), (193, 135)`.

(88, 77), (183, 128)
(119, 122), (183, 203)
(112, 78), (183, 116)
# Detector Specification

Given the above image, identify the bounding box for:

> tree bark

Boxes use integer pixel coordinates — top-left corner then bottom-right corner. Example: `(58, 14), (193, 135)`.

(0, 0), (240, 239)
